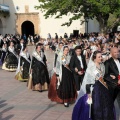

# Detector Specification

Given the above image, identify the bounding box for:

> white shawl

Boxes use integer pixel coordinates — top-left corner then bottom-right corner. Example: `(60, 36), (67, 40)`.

(8, 46), (18, 58)
(32, 51), (45, 65)
(15, 52), (30, 75)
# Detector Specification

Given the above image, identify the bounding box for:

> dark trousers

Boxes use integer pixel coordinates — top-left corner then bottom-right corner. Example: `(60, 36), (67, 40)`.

(113, 87), (120, 108)
(74, 74), (84, 91)
(117, 92), (120, 108)
(113, 87), (120, 101)
(108, 85), (120, 102)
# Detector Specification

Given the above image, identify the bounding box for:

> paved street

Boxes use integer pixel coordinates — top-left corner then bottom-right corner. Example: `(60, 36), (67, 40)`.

(0, 46), (119, 120)
(0, 46), (73, 120)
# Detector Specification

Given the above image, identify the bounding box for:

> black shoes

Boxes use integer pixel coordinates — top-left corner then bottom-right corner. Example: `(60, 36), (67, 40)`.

(64, 103), (69, 107)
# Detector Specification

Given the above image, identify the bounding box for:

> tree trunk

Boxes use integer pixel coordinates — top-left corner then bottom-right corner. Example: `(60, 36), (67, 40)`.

(96, 13), (109, 34)
(99, 22), (107, 33)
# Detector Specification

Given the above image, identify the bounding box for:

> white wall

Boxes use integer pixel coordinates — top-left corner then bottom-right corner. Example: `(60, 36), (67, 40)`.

(87, 19), (100, 33)
(2, 0), (16, 35)
(1, 0), (85, 37)
(39, 13), (85, 38)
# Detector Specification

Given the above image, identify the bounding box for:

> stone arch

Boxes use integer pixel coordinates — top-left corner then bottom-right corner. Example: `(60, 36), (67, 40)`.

(15, 13), (40, 36)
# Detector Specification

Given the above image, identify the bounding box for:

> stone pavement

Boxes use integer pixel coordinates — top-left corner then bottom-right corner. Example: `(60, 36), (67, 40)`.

(0, 46), (119, 120)
(0, 47), (73, 120)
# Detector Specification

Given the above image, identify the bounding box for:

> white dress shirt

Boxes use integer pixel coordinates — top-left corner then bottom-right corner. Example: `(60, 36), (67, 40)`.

(77, 55), (84, 69)
(114, 59), (120, 74)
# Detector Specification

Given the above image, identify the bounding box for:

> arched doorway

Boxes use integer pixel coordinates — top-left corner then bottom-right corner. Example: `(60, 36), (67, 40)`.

(0, 19), (3, 34)
(21, 21), (34, 38)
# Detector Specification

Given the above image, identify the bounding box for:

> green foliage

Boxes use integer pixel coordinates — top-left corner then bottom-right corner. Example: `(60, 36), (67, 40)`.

(112, 21), (120, 31)
(107, 14), (120, 29)
(35, 0), (120, 32)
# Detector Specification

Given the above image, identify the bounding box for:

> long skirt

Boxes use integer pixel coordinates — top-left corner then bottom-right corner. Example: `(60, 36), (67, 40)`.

(48, 73), (63, 103)
(22, 63), (30, 80)
(15, 63), (30, 82)
(72, 94), (91, 120)
(32, 62), (49, 85)
(91, 81), (115, 120)
(2, 53), (18, 71)
(31, 61), (49, 91)
(72, 80), (116, 120)
(57, 65), (77, 103)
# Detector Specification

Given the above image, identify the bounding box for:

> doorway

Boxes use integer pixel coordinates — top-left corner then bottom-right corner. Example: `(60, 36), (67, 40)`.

(21, 21), (34, 38)
(73, 30), (79, 38)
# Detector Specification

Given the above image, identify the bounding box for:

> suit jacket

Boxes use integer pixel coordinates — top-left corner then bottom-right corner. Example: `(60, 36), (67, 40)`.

(104, 57), (120, 89)
(69, 48), (75, 56)
(70, 54), (87, 75)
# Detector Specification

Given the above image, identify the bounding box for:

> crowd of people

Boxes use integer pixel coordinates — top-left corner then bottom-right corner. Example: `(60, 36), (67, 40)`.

(0, 32), (120, 120)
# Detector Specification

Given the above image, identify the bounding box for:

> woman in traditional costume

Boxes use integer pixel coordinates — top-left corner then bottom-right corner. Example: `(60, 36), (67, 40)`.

(48, 42), (64, 101)
(2, 41), (18, 71)
(0, 43), (7, 65)
(49, 46), (77, 107)
(28, 43), (49, 92)
(72, 51), (115, 120)
(15, 39), (24, 55)
(15, 45), (31, 81)
(54, 42), (64, 69)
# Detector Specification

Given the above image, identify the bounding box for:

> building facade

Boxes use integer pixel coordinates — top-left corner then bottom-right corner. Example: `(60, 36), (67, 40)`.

(0, 0), (99, 38)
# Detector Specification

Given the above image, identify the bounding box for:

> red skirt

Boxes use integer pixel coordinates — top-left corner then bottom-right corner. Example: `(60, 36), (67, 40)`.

(48, 73), (77, 103)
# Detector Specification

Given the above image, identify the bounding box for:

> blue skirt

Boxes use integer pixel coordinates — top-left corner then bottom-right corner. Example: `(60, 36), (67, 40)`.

(72, 81), (116, 120)
(72, 94), (91, 120)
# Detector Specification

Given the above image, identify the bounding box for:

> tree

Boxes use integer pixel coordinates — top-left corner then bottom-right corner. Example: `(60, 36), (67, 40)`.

(112, 21), (120, 32)
(107, 14), (120, 31)
(35, 0), (120, 33)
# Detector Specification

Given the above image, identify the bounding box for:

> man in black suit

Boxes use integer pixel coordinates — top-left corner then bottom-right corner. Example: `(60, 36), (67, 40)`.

(104, 47), (120, 102)
(70, 46), (87, 94)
